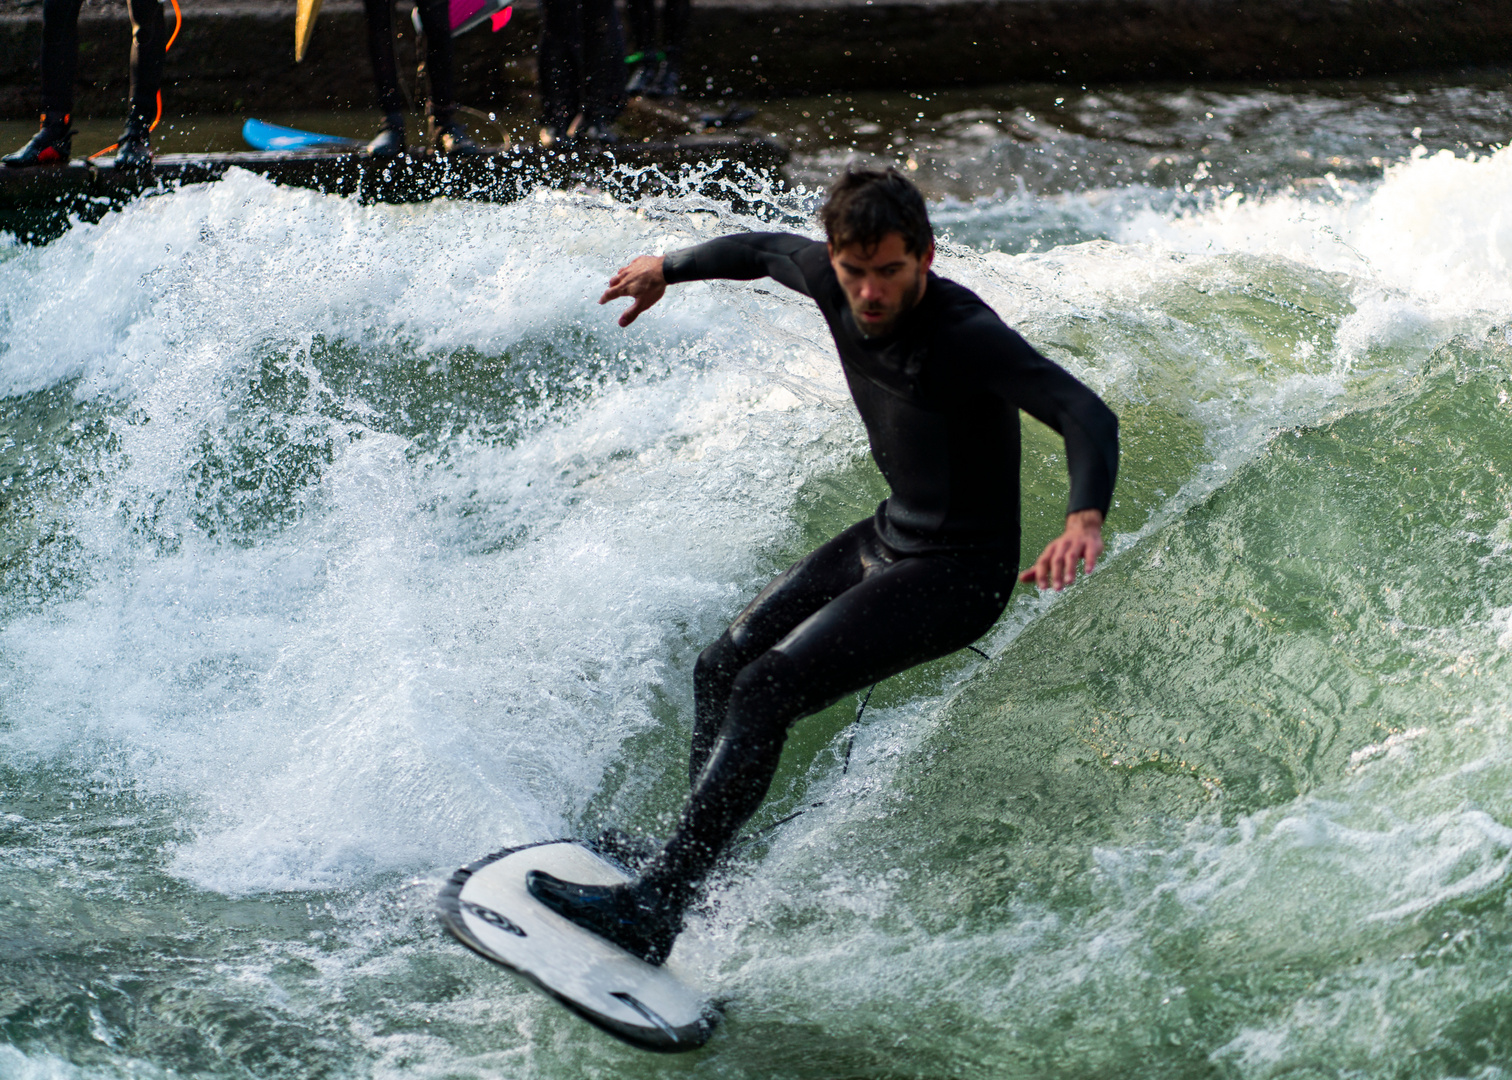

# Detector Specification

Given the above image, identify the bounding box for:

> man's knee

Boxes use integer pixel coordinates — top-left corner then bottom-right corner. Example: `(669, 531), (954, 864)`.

(695, 631), (745, 686)
(722, 648), (808, 739)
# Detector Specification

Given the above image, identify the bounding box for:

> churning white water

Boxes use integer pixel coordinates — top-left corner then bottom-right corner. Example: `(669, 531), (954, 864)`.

(5, 82), (1512, 1079)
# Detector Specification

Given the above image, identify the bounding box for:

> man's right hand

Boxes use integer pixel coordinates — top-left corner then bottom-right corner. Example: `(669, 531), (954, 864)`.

(599, 255), (668, 326)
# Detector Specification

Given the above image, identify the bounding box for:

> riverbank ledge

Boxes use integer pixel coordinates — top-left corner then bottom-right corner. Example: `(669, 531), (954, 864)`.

(3, 0), (1510, 119)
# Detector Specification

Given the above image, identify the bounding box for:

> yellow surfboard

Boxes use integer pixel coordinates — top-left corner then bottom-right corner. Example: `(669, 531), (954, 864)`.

(294, 0), (323, 62)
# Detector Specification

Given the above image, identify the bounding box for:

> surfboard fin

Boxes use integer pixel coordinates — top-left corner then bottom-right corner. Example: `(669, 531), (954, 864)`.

(610, 993), (679, 1042)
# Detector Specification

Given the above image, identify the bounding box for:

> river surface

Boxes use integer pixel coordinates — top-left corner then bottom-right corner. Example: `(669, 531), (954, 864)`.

(5, 77), (1512, 1078)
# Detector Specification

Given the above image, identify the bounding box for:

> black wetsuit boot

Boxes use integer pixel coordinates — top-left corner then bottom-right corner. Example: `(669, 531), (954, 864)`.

(366, 112), (406, 157)
(113, 114), (152, 170)
(432, 109), (485, 155)
(623, 0), (686, 96)
(3, 116), (72, 166)
(527, 870), (690, 964)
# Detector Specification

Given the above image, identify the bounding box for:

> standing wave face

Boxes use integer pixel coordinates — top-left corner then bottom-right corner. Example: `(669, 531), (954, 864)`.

(0, 141), (1510, 1079)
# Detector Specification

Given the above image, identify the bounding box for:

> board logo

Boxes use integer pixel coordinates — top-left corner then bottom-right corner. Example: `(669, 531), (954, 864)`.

(463, 900), (527, 937)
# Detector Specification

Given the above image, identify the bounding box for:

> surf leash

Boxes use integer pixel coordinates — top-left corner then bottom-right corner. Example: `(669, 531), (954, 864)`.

(89, 0), (183, 160)
(732, 644), (991, 849)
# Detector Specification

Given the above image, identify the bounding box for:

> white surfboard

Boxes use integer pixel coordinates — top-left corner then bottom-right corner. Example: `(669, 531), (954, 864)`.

(438, 841), (717, 1051)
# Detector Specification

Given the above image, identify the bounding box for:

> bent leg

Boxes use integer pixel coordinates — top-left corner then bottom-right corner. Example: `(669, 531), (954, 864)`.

(689, 518), (880, 784)
(650, 548), (1015, 897)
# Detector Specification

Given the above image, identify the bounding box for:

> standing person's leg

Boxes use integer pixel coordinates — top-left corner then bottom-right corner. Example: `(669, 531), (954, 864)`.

(362, 0), (408, 155)
(537, 0), (584, 142)
(623, 0), (657, 94)
(415, 0), (454, 119)
(125, 0), (166, 126)
(112, 0), (166, 166)
(580, 0), (625, 135)
(41, 0), (85, 125)
(3, 0), (84, 164)
(414, 0), (484, 153)
(653, 0), (689, 96)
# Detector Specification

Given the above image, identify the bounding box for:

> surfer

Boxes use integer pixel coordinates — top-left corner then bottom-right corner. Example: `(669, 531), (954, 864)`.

(361, 0), (482, 156)
(2, 0), (167, 168)
(527, 167), (1120, 964)
(537, 0), (627, 144)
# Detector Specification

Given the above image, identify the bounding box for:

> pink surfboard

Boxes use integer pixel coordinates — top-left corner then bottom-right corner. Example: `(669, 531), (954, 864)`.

(450, 0), (512, 35)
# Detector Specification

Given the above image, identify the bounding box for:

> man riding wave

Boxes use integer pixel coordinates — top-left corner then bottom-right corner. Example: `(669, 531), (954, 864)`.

(528, 167), (1120, 964)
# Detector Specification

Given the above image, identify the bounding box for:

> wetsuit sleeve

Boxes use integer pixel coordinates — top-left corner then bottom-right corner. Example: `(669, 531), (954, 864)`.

(661, 232), (823, 297)
(967, 318), (1120, 517)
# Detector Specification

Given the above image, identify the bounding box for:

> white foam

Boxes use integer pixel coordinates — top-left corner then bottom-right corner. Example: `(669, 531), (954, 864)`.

(4, 148), (1512, 1077)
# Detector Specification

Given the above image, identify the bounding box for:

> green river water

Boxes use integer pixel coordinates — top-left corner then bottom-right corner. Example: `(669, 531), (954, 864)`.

(4, 79), (1512, 1078)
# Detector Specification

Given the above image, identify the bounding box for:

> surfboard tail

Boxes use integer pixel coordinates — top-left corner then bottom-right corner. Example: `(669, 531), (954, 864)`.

(294, 0), (324, 62)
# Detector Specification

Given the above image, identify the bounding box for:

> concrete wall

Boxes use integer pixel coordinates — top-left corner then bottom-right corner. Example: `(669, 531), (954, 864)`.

(3, 0), (1511, 119)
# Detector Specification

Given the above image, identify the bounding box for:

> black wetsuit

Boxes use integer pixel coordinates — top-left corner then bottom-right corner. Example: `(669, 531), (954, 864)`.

(364, 0), (456, 121)
(529, 232), (1119, 961)
(663, 233), (1116, 875)
(40, 0), (166, 125)
(537, 0), (626, 133)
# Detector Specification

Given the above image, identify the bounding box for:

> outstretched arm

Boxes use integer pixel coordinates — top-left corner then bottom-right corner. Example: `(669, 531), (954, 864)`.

(1019, 508), (1104, 591)
(599, 255), (668, 327)
(600, 233), (824, 327)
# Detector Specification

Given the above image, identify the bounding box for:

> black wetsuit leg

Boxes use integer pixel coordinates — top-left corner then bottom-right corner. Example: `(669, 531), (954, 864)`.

(659, 0), (689, 71)
(413, 0), (456, 120)
(363, 0), (408, 115)
(39, 0), (85, 122)
(648, 517), (1015, 900)
(625, 0), (656, 60)
(538, 0), (626, 131)
(40, 0), (163, 124)
(126, 0), (166, 124)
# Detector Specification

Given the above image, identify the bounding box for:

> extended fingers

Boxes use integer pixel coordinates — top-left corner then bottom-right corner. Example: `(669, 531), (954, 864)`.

(1082, 538), (1102, 576)
(1019, 538), (1098, 591)
(619, 294), (656, 326)
(598, 265), (637, 305)
(1055, 540), (1078, 590)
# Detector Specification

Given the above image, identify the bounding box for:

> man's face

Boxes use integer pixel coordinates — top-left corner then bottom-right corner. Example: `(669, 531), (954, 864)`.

(828, 231), (934, 337)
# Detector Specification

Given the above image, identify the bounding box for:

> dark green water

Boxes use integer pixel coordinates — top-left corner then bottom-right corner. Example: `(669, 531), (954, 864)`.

(4, 78), (1512, 1077)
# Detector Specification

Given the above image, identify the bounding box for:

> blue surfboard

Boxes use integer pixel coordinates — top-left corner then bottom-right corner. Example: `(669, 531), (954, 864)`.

(241, 119), (361, 152)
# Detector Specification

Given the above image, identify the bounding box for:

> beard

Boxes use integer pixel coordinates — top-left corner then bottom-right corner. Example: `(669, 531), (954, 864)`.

(851, 273), (925, 338)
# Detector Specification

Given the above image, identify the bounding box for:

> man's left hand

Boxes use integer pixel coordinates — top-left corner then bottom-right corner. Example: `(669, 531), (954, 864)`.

(1019, 509), (1105, 591)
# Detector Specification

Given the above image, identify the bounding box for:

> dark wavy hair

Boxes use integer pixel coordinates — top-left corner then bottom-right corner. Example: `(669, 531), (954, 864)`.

(818, 167), (934, 256)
